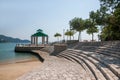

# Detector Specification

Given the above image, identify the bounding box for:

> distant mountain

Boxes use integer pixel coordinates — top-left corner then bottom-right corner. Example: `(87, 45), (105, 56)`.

(0, 35), (30, 43)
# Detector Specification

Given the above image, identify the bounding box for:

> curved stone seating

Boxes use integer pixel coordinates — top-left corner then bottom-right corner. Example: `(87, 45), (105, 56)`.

(58, 53), (106, 80)
(107, 48), (120, 52)
(96, 50), (120, 59)
(70, 49), (120, 79)
(57, 49), (120, 80)
(73, 42), (104, 52)
(72, 41), (120, 52)
(96, 44), (120, 59)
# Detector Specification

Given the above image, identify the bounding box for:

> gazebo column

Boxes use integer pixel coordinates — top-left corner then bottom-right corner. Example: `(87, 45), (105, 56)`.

(32, 37), (36, 45)
(34, 37), (36, 44)
(34, 37), (36, 45)
(31, 36), (33, 44)
(35, 37), (37, 45)
(42, 37), (45, 44)
(31, 36), (35, 44)
(36, 37), (38, 45)
(31, 29), (48, 45)
(46, 37), (48, 44)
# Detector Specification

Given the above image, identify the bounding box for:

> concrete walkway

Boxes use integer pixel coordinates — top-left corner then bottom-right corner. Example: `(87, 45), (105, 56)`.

(17, 51), (91, 80)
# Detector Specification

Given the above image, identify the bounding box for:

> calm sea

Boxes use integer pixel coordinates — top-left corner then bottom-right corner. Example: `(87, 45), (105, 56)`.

(0, 43), (38, 64)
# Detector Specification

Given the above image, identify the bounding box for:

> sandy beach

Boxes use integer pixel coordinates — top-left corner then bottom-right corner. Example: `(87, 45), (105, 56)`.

(0, 60), (42, 80)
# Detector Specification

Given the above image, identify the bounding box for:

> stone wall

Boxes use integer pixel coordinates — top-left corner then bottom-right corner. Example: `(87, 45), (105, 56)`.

(51, 44), (67, 55)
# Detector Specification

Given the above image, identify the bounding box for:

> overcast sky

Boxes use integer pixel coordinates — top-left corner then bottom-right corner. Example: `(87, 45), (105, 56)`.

(0, 0), (100, 42)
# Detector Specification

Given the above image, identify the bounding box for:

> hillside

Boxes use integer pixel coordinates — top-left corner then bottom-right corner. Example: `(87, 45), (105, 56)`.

(0, 35), (30, 43)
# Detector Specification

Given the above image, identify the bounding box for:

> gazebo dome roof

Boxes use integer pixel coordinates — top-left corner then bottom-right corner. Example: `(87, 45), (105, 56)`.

(31, 29), (48, 37)
(37, 29), (43, 32)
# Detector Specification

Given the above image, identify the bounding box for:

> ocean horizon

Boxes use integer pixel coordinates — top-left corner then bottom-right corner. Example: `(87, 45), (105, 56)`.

(0, 43), (38, 64)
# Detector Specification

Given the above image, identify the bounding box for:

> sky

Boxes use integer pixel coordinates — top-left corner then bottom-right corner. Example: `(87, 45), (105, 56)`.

(0, 0), (100, 42)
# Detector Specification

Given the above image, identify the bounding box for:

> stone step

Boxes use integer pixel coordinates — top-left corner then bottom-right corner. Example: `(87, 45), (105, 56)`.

(103, 50), (120, 55)
(91, 54), (120, 79)
(63, 50), (119, 80)
(58, 54), (97, 80)
(74, 46), (98, 51)
(58, 52), (106, 80)
(69, 53), (114, 80)
(97, 48), (120, 55)
(58, 54), (96, 80)
(96, 51), (120, 59)
(107, 47), (120, 51)
(57, 54), (91, 75)
(83, 54), (119, 80)
(79, 56), (106, 80)
(96, 45), (120, 52)
(58, 54), (75, 63)
(68, 49), (120, 79)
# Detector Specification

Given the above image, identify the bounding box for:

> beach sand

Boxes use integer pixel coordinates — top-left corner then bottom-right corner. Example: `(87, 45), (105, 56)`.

(0, 60), (42, 80)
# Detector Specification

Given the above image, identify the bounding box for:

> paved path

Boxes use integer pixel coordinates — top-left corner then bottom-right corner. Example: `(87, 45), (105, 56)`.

(17, 51), (91, 80)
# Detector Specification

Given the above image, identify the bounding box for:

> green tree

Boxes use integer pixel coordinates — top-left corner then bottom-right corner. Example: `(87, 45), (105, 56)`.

(65, 30), (75, 41)
(99, 0), (120, 13)
(100, 19), (120, 41)
(54, 33), (62, 42)
(69, 17), (85, 41)
(98, 0), (120, 40)
(99, 0), (120, 26)
(95, 6), (109, 31)
(87, 27), (98, 41)
(113, 8), (120, 29)
(85, 19), (98, 41)
(100, 25), (118, 41)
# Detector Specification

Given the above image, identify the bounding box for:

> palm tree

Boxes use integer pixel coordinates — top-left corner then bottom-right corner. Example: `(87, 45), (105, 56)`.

(65, 30), (75, 41)
(54, 33), (62, 42)
(69, 17), (85, 41)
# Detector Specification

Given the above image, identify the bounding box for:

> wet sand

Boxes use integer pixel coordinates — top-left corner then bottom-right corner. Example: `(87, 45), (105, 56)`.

(0, 60), (42, 80)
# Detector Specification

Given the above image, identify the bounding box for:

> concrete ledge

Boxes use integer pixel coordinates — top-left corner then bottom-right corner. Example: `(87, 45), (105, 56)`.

(51, 44), (67, 55)
(15, 46), (44, 52)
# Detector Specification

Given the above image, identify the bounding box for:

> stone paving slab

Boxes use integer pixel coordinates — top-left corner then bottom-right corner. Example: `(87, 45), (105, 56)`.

(17, 51), (91, 80)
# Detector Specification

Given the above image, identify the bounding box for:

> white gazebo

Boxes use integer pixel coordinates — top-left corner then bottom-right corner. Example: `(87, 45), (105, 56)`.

(31, 29), (48, 45)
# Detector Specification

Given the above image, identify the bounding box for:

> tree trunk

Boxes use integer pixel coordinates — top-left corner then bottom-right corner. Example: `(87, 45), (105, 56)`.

(57, 37), (59, 43)
(73, 35), (74, 40)
(78, 31), (81, 42)
(70, 36), (71, 41)
(67, 36), (68, 41)
(92, 33), (94, 42)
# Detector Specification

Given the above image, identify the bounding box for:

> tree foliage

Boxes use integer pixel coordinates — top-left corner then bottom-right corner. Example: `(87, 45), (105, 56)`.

(85, 18), (98, 41)
(84, 11), (99, 41)
(95, 6), (109, 27)
(69, 17), (85, 41)
(99, 0), (120, 41)
(99, 0), (120, 13)
(65, 30), (76, 40)
(68, 0), (120, 41)
(54, 33), (62, 42)
(54, 33), (61, 37)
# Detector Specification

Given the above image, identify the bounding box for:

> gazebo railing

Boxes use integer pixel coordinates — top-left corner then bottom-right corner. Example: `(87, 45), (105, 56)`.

(16, 43), (49, 47)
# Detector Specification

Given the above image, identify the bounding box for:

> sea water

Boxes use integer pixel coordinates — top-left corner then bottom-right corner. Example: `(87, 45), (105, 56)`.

(0, 43), (38, 64)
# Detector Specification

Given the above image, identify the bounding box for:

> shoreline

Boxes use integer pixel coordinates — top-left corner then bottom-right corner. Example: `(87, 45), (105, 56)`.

(0, 59), (39, 66)
(0, 59), (42, 80)
(0, 43), (44, 80)
(0, 51), (43, 80)
(0, 51), (41, 65)
(0, 57), (39, 65)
